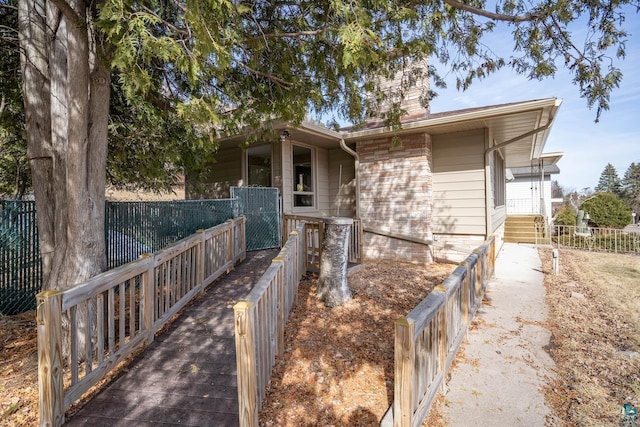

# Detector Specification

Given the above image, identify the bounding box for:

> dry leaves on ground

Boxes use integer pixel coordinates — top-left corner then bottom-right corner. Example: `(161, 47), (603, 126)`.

(0, 311), (38, 427)
(259, 261), (455, 427)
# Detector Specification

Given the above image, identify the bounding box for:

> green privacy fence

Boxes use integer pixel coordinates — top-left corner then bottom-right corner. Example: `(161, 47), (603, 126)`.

(0, 201), (42, 316)
(105, 199), (239, 269)
(1, 198), (240, 315)
(231, 186), (281, 251)
(1, 190), (281, 315)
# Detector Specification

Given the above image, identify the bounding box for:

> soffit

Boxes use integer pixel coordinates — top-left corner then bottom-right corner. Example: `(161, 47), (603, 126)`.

(344, 98), (561, 168)
(216, 121), (343, 150)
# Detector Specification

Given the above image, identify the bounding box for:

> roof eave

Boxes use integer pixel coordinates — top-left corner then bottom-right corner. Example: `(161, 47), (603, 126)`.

(342, 98), (562, 141)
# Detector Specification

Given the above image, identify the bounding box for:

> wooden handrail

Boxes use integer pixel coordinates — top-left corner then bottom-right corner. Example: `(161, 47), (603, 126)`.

(383, 235), (496, 427)
(283, 214), (363, 269)
(234, 223), (306, 427)
(37, 217), (246, 426)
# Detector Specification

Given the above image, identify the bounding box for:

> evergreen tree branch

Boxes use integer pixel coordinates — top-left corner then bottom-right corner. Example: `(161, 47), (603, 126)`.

(443, 0), (545, 23)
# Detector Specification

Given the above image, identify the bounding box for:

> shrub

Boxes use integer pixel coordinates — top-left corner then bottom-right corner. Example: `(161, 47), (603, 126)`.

(579, 192), (632, 229)
(554, 206), (577, 226)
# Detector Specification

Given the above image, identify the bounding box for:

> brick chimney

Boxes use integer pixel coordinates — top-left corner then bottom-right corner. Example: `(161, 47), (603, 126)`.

(367, 58), (430, 123)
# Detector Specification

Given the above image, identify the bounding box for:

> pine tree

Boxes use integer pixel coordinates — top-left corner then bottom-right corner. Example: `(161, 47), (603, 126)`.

(621, 163), (640, 216)
(595, 163), (622, 197)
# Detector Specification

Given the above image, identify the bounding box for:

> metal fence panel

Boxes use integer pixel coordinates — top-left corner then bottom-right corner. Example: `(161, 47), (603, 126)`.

(231, 187), (281, 251)
(1, 198), (239, 315)
(1, 190), (280, 315)
(106, 199), (238, 269)
(1, 200), (42, 314)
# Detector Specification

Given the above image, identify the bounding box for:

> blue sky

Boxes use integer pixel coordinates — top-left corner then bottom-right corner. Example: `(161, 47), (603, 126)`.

(429, 12), (640, 193)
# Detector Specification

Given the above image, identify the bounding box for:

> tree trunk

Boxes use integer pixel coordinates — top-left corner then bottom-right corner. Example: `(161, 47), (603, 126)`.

(19, 0), (54, 279)
(19, 0), (111, 360)
(316, 217), (353, 308)
(19, 0), (110, 291)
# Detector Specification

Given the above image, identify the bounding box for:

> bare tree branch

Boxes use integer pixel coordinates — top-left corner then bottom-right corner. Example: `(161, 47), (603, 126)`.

(443, 0), (545, 23)
(250, 29), (328, 39)
(235, 60), (294, 88)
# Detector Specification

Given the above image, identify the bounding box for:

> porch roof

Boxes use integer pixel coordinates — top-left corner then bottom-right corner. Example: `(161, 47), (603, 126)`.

(343, 98), (562, 168)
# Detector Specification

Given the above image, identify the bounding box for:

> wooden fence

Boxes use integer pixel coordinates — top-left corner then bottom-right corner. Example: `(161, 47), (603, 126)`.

(234, 223), (306, 427)
(283, 214), (363, 269)
(382, 235), (496, 427)
(36, 217), (246, 426)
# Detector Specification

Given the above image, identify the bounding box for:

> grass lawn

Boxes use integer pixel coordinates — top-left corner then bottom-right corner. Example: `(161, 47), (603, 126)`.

(539, 249), (640, 426)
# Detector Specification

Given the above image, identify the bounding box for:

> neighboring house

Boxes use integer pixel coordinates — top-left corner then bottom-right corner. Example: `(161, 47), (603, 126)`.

(506, 152), (563, 220)
(187, 97), (562, 263)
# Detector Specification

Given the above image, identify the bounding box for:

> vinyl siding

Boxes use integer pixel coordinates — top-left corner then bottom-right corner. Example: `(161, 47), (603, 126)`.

(432, 129), (486, 235)
(328, 149), (356, 217)
(281, 141), (293, 212)
(316, 147), (330, 213)
(272, 140), (283, 193)
(187, 146), (242, 199)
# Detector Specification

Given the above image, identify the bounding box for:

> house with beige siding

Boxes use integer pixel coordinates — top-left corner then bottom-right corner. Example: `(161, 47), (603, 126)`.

(187, 97), (562, 263)
(506, 153), (563, 219)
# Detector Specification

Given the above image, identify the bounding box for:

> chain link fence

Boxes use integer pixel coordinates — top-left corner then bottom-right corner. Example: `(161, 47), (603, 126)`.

(1, 198), (244, 315)
(231, 186), (281, 251)
(2, 190), (281, 315)
(0, 200), (42, 315)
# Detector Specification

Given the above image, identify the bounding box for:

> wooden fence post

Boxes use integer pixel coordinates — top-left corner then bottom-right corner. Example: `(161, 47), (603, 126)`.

(196, 229), (206, 289)
(473, 248), (483, 299)
(226, 219), (234, 268)
(272, 257), (286, 355)
(234, 301), (258, 427)
(37, 290), (64, 427)
(358, 219), (364, 264)
(433, 285), (448, 377)
(289, 231), (298, 277)
(139, 254), (156, 344)
(459, 261), (470, 326)
(394, 316), (415, 427)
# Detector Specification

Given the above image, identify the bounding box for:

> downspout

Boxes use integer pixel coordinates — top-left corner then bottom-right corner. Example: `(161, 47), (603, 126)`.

(540, 158), (545, 217)
(339, 138), (360, 218)
(484, 121), (554, 237)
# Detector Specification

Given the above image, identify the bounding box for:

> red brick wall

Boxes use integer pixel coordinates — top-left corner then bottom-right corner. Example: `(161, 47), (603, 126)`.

(356, 133), (433, 264)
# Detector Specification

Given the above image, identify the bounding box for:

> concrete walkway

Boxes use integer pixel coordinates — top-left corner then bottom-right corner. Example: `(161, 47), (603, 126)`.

(440, 243), (559, 426)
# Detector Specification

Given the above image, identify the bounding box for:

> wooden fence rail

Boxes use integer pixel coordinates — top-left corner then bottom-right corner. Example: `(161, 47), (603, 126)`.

(283, 214), (362, 269)
(383, 235), (496, 427)
(234, 223), (306, 427)
(37, 217), (246, 426)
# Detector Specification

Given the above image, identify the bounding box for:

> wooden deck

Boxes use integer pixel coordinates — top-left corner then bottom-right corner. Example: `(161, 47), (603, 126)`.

(65, 249), (279, 427)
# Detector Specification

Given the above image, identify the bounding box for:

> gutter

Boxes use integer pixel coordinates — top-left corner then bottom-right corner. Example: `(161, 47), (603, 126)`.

(342, 98), (560, 141)
(339, 138), (360, 218)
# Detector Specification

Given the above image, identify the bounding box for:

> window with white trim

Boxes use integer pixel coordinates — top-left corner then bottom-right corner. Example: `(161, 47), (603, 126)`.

(292, 144), (315, 208)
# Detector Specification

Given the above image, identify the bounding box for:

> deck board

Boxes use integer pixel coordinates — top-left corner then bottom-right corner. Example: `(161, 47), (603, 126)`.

(65, 249), (278, 427)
